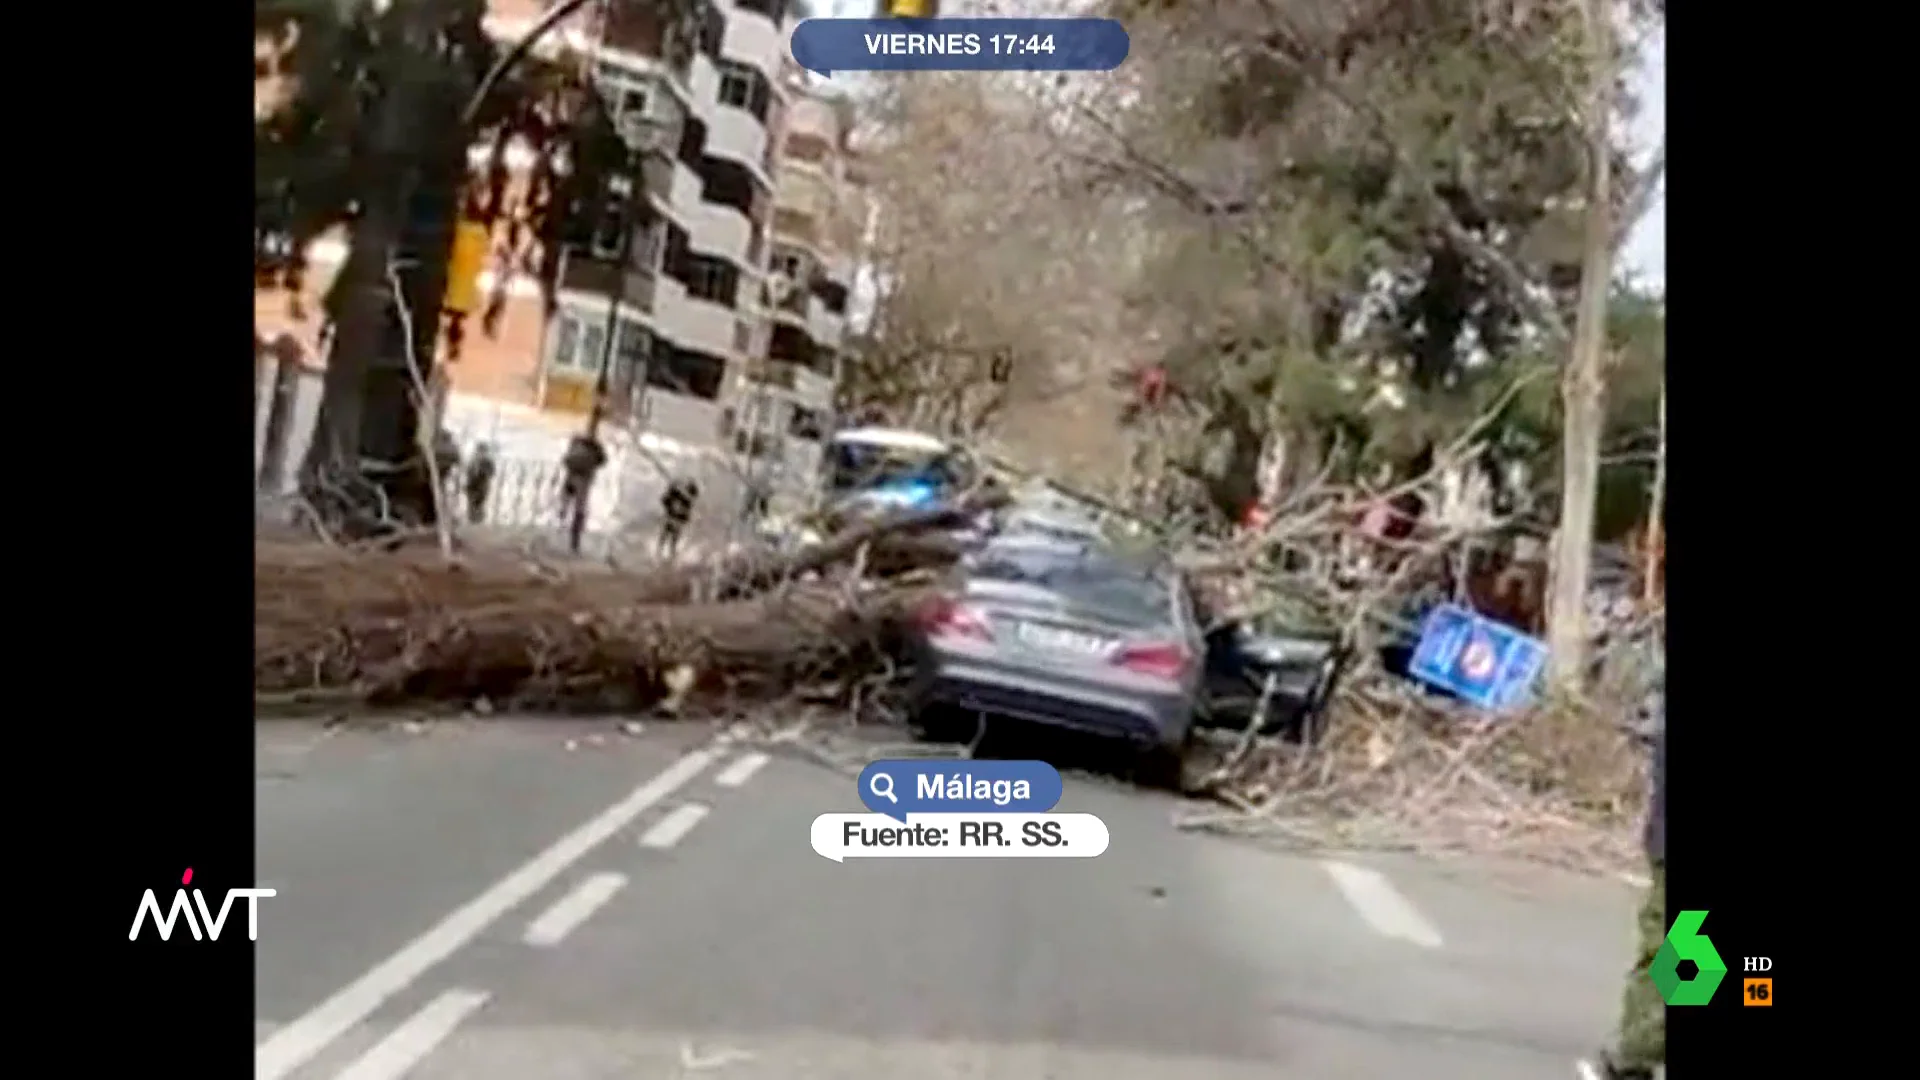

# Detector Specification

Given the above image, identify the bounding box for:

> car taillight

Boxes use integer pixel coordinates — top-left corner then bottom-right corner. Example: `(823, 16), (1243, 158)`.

(916, 596), (992, 641)
(1112, 642), (1192, 680)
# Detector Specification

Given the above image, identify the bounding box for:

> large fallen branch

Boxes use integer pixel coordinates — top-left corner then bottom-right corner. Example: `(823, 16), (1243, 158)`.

(253, 491), (995, 712)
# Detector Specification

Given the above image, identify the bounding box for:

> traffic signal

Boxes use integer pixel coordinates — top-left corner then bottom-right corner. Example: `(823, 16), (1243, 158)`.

(874, 0), (938, 17)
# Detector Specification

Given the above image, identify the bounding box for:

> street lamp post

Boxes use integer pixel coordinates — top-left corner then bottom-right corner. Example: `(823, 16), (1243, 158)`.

(568, 116), (674, 554)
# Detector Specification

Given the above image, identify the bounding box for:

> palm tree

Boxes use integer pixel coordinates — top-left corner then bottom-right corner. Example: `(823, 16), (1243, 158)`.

(255, 0), (681, 535)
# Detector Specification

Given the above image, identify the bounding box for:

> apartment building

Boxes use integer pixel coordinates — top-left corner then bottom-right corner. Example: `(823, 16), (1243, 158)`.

(254, 0), (800, 477)
(731, 64), (869, 481)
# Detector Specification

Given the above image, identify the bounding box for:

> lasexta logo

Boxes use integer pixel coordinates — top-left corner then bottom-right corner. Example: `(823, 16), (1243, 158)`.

(129, 868), (277, 942)
(1650, 909), (1728, 1005)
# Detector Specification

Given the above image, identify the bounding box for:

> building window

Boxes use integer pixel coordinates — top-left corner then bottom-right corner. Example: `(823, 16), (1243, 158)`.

(737, 0), (786, 21)
(589, 176), (635, 260)
(677, 116), (707, 167)
(663, 223), (691, 279)
(649, 343), (727, 401)
(783, 134), (830, 163)
(769, 322), (815, 367)
(811, 277), (850, 315)
(789, 406), (826, 442)
(771, 248), (806, 280)
(635, 219), (667, 273)
(716, 60), (771, 124)
(697, 155), (757, 217)
(594, 64), (667, 134)
(770, 248), (812, 311)
(547, 309), (603, 374)
(734, 319), (754, 354)
(615, 319), (650, 385)
(615, 85), (647, 120)
(682, 254), (741, 307)
(696, 2), (725, 56)
(549, 307), (651, 386)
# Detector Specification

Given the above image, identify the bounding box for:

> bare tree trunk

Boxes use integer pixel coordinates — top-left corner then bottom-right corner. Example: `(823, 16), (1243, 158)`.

(296, 3), (469, 540)
(1642, 377), (1666, 607)
(1543, 0), (1615, 693)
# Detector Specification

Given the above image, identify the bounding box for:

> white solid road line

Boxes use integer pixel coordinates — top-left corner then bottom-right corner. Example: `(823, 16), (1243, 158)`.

(713, 751), (771, 788)
(255, 749), (719, 1080)
(1320, 859), (1446, 949)
(331, 988), (491, 1080)
(639, 802), (711, 849)
(522, 871), (629, 948)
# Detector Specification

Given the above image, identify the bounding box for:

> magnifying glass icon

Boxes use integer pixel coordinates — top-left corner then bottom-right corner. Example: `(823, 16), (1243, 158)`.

(869, 773), (898, 804)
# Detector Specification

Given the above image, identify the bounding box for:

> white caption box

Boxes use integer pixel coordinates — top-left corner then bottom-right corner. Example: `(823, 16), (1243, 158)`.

(811, 813), (1110, 862)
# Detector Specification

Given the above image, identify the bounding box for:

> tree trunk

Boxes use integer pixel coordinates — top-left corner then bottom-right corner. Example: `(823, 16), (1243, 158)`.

(1642, 377), (1666, 607)
(257, 342), (302, 496)
(1543, 0), (1616, 693)
(297, 7), (470, 540)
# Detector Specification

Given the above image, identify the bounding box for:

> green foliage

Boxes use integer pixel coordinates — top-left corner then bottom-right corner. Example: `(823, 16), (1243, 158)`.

(1104, 0), (1659, 521)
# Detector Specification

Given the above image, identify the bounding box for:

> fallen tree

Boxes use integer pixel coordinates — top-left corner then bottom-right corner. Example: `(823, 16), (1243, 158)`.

(255, 466), (1653, 877)
(254, 491), (1003, 713)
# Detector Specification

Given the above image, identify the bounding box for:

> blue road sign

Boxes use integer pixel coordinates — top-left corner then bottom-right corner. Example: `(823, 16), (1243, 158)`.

(1407, 603), (1549, 711)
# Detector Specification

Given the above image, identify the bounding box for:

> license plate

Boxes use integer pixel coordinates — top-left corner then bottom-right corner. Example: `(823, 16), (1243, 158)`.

(1014, 621), (1112, 656)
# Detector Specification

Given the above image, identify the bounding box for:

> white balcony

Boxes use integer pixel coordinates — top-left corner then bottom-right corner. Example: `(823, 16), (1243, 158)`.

(721, 10), (787, 76)
(654, 277), (740, 359)
(707, 105), (768, 171)
(818, 247), (855, 287)
(808, 298), (845, 351)
(671, 160), (705, 211)
(777, 168), (832, 219)
(686, 200), (752, 264)
(784, 96), (841, 143)
(689, 54), (721, 118)
(793, 365), (835, 405)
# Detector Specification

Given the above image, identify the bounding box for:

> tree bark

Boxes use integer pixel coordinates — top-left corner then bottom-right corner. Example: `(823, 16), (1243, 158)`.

(1543, 0), (1616, 693)
(257, 341), (302, 495)
(1642, 377), (1666, 607)
(297, 5), (470, 539)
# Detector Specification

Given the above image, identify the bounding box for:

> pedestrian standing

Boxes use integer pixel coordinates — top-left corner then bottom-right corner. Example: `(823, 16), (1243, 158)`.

(431, 428), (461, 495)
(464, 441), (496, 525)
(659, 477), (699, 559)
(1591, 678), (1665, 1080)
(561, 432), (608, 543)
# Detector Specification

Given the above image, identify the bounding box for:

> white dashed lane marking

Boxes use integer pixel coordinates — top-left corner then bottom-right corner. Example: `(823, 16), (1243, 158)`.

(1319, 859), (1446, 949)
(639, 802), (712, 849)
(713, 751), (771, 788)
(254, 748), (718, 1080)
(522, 872), (628, 948)
(331, 988), (491, 1080)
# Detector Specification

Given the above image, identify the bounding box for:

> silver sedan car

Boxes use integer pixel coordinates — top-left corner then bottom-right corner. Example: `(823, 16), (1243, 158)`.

(903, 537), (1210, 786)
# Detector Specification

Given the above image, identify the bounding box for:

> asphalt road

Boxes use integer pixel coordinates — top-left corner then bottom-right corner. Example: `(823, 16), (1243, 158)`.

(256, 717), (1639, 1080)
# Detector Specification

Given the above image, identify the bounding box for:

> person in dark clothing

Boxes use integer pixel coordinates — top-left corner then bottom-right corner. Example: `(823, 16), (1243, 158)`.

(430, 428), (462, 510)
(1593, 688), (1665, 1080)
(464, 441), (497, 525)
(658, 477), (699, 559)
(560, 432), (607, 527)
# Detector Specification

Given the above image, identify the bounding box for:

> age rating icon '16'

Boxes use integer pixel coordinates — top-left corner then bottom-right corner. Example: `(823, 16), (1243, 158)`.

(1651, 910), (1728, 1005)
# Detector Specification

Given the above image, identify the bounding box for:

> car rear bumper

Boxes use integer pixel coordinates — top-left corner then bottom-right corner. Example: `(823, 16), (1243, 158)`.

(909, 656), (1190, 748)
